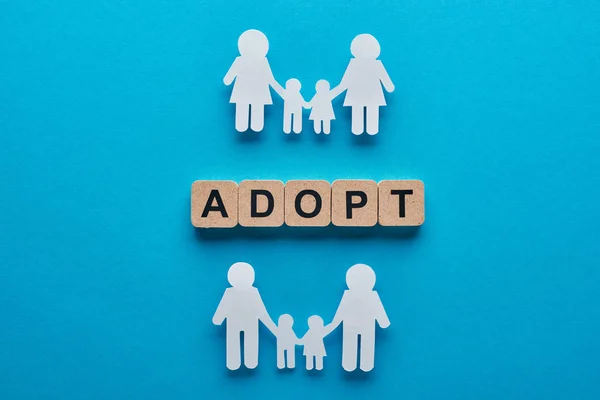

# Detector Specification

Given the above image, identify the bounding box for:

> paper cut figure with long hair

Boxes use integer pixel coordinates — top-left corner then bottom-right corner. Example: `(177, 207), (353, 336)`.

(300, 315), (335, 370)
(223, 30), (284, 132)
(328, 263), (390, 371)
(331, 34), (395, 135)
(212, 262), (277, 370)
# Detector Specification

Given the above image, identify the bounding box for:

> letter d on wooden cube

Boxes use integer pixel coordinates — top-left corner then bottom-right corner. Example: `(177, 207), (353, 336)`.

(239, 180), (285, 227)
(331, 180), (378, 226)
(191, 180), (238, 228)
(378, 180), (425, 226)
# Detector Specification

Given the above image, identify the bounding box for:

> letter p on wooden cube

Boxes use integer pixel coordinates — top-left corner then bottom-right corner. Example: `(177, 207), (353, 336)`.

(378, 180), (425, 226)
(191, 180), (239, 228)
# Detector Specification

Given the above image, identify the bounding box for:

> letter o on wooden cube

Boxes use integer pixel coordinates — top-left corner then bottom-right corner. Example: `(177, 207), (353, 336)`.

(331, 180), (378, 226)
(239, 180), (285, 227)
(191, 180), (238, 228)
(378, 180), (425, 226)
(285, 180), (331, 226)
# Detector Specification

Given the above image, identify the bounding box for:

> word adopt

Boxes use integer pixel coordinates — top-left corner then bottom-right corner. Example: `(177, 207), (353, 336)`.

(191, 180), (424, 228)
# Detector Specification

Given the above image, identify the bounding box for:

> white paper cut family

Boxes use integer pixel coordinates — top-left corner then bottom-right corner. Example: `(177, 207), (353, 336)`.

(213, 262), (390, 372)
(224, 29), (395, 135)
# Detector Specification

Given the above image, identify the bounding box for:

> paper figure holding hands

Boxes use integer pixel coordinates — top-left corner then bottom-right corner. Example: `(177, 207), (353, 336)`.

(223, 29), (284, 132)
(212, 262), (277, 370)
(300, 315), (335, 370)
(307, 80), (337, 134)
(274, 78), (310, 134)
(275, 314), (299, 369)
(331, 34), (395, 135)
(328, 263), (390, 372)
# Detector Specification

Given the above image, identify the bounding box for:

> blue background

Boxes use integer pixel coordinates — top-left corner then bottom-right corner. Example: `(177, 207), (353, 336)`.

(1, 1), (599, 399)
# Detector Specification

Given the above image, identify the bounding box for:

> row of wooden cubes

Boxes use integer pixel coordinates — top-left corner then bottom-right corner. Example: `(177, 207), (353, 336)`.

(191, 180), (425, 228)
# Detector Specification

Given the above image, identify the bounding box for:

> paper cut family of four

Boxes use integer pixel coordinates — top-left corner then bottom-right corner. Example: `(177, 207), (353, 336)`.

(213, 262), (390, 372)
(224, 29), (395, 135)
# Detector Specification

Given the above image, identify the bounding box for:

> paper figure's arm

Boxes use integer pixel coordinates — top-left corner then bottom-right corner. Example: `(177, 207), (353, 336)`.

(373, 292), (391, 328)
(328, 292), (349, 332)
(264, 58), (285, 98)
(212, 289), (231, 325)
(223, 57), (241, 86)
(379, 61), (395, 93)
(254, 289), (277, 334)
(329, 62), (352, 98)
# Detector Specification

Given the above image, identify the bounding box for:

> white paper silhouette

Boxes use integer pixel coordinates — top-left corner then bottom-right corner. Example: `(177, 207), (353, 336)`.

(331, 34), (395, 135)
(275, 314), (299, 369)
(274, 78), (309, 134)
(212, 262), (277, 370)
(224, 30), (284, 132)
(308, 80), (337, 134)
(300, 315), (335, 370)
(328, 264), (390, 372)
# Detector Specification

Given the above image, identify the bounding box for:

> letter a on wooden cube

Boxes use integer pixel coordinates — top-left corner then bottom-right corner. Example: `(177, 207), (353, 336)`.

(239, 180), (285, 227)
(378, 180), (425, 226)
(331, 180), (378, 226)
(285, 180), (331, 227)
(191, 180), (238, 228)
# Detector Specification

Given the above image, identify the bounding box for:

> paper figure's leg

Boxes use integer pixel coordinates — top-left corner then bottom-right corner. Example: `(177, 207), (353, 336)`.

(277, 345), (285, 369)
(352, 106), (365, 135)
(226, 328), (242, 370)
(314, 120), (321, 134)
(243, 327), (259, 369)
(359, 332), (376, 372)
(323, 119), (331, 135)
(250, 104), (265, 132)
(366, 106), (379, 135)
(342, 331), (358, 371)
(315, 356), (323, 371)
(293, 112), (302, 134)
(306, 356), (314, 370)
(283, 111), (292, 134)
(287, 348), (295, 369)
(235, 104), (249, 132)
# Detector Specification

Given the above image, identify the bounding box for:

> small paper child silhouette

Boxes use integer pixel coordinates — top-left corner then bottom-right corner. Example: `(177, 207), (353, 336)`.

(277, 78), (309, 134)
(275, 314), (299, 369)
(308, 80), (337, 134)
(300, 315), (334, 370)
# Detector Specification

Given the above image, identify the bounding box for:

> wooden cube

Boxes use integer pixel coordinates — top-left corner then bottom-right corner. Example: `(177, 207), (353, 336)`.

(285, 180), (331, 226)
(378, 180), (425, 226)
(239, 180), (285, 227)
(191, 180), (238, 228)
(331, 180), (378, 226)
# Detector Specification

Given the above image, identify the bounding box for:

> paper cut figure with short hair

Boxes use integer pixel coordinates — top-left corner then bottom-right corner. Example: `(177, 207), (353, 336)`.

(300, 315), (335, 370)
(331, 34), (395, 135)
(212, 262), (277, 370)
(275, 314), (299, 369)
(308, 80), (337, 134)
(223, 29), (284, 132)
(274, 78), (310, 134)
(327, 263), (390, 372)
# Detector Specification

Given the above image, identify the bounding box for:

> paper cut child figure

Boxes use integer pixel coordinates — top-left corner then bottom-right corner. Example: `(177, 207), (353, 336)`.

(223, 29), (284, 132)
(275, 78), (309, 134)
(308, 80), (337, 134)
(331, 34), (395, 135)
(212, 262), (277, 370)
(300, 315), (334, 370)
(275, 314), (299, 369)
(328, 264), (390, 372)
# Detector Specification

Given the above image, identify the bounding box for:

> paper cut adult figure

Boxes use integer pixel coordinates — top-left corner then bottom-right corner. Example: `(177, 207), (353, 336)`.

(275, 314), (299, 369)
(223, 29), (284, 132)
(328, 264), (390, 372)
(331, 34), (395, 135)
(212, 262), (277, 370)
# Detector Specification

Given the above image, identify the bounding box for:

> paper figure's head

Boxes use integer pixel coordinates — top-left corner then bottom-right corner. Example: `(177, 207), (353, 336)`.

(350, 34), (380, 59)
(346, 263), (376, 290)
(286, 78), (301, 91)
(315, 79), (330, 93)
(238, 29), (269, 57)
(227, 262), (255, 288)
(278, 314), (294, 327)
(308, 315), (324, 329)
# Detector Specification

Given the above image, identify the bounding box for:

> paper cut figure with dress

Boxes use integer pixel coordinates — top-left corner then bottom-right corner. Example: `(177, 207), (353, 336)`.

(328, 263), (390, 371)
(300, 315), (334, 370)
(275, 78), (310, 134)
(308, 80), (337, 134)
(275, 314), (299, 369)
(223, 29), (284, 132)
(331, 34), (395, 135)
(212, 262), (277, 370)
